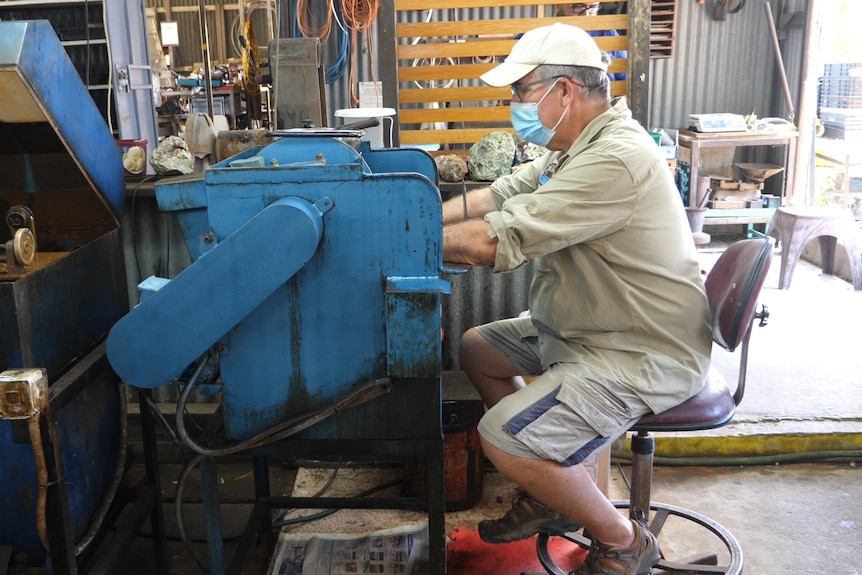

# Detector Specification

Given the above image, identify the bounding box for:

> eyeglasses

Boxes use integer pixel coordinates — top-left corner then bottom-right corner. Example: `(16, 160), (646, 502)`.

(510, 75), (585, 102)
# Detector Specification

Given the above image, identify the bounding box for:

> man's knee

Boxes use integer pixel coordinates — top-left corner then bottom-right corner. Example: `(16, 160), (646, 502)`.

(458, 327), (486, 367)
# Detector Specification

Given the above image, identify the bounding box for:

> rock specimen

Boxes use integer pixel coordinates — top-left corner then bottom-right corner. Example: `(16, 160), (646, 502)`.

(467, 131), (517, 181)
(150, 135), (195, 176)
(436, 154), (469, 182)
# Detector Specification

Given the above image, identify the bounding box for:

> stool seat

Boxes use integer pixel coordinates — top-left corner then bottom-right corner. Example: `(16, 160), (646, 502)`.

(632, 368), (735, 433)
(767, 206), (862, 290)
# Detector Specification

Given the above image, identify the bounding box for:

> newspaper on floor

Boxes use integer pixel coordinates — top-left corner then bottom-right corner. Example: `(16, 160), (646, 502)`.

(268, 521), (429, 575)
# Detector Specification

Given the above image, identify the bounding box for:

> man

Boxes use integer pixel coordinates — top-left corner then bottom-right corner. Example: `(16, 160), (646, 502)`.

(555, 3), (627, 81)
(441, 23), (712, 575)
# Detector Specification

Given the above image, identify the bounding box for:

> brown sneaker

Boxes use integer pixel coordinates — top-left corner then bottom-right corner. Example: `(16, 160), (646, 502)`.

(478, 491), (582, 544)
(571, 515), (660, 575)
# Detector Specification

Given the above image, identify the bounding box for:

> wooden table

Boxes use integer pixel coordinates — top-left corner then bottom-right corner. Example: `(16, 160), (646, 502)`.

(678, 129), (799, 232)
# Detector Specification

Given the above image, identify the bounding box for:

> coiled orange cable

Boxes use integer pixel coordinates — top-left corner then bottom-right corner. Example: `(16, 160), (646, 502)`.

(296, 0), (332, 41)
(341, 0), (380, 104)
(341, 0), (378, 31)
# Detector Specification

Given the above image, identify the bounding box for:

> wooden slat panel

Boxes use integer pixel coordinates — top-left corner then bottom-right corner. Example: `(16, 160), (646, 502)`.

(396, 0), (595, 10)
(398, 62), (497, 83)
(396, 15), (629, 39)
(393, 1), (636, 149)
(609, 80), (627, 98)
(397, 35), (627, 60)
(398, 85), (508, 105)
(397, 39), (516, 61)
(397, 58), (626, 84)
(401, 127), (516, 146)
(397, 80), (627, 107)
(399, 106), (511, 124)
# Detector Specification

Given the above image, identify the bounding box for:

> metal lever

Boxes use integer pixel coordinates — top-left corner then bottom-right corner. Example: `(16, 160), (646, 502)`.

(339, 117), (380, 131)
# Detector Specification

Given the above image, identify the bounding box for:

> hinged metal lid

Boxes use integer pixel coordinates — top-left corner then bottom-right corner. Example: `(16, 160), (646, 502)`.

(0, 20), (124, 240)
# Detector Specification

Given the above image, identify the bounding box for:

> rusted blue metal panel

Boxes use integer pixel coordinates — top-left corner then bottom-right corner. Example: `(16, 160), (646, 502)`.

(0, 20), (127, 567)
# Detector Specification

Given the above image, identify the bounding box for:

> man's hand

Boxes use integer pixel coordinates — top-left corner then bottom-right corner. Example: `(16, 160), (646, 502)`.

(443, 219), (498, 266)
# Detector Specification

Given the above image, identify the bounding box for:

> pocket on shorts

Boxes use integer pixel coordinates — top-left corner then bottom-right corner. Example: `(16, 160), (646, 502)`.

(555, 371), (633, 438)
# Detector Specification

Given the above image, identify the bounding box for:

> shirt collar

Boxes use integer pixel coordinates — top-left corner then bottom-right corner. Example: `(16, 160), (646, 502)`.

(566, 97), (631, 157)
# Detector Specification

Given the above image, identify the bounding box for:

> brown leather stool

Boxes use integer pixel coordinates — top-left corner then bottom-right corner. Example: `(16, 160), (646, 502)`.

(767, 206), (862, 290)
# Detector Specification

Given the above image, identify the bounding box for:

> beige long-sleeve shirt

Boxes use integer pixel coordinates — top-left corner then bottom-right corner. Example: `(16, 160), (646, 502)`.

(485, 99), (712, 413)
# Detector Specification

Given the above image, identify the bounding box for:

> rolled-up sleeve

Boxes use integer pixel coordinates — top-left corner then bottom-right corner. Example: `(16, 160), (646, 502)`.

(486, 153), (560, 272)
(486, 210), (528, 271)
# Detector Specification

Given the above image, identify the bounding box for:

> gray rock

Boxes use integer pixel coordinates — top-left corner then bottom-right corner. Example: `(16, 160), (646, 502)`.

(467, 131), (516, 181)
(436, 154), (469, 182)
(150, 135), (195, 176)
(515, 137), (548, 164)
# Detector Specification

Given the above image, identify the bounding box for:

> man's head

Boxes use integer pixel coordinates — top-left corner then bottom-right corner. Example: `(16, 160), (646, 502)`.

(480, 24), (611, 150)
(555, 3), (601, 17)
(480, 23), (608, 88)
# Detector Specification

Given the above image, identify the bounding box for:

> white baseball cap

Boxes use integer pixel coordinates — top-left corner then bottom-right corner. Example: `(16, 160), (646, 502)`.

(480, 23), (608, 87)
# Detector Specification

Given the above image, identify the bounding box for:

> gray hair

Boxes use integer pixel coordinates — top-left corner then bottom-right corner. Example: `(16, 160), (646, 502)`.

(536, 63), (610, 103)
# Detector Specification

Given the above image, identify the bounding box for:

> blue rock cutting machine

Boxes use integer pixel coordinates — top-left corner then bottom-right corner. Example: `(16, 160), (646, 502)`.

(107, 131), (452, 573)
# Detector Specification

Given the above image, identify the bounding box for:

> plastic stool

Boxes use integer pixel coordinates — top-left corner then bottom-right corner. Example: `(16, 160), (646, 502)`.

(767, 206), (862, 290)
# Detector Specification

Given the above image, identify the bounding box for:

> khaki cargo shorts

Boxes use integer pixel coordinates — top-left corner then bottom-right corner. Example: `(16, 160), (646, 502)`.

(475, 316), (652, 466)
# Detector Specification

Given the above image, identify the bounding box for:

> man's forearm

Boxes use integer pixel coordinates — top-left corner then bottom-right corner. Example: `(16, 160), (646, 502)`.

(441, 187), (498, 225)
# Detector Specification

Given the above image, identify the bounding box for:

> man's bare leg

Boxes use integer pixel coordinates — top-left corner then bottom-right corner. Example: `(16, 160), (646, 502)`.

(459, 328), (526, 407)
(482, 440), (635, 549)
(460, 326), (631, 546)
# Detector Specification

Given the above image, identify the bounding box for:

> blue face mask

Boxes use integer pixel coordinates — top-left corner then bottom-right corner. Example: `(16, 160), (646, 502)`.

(510, 78), (568, 147)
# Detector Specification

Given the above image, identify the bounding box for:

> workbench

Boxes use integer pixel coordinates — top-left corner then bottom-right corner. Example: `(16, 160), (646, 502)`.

(678, 129), (799, 232)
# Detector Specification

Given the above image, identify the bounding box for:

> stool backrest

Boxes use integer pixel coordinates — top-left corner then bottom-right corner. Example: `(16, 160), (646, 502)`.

(705, 238), (773, 353)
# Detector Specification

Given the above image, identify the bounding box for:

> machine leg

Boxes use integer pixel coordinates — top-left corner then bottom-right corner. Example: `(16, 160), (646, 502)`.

(200, 457), (226, 575)
(253, 456), (272, 542)
(253, 456), (271, 499)
(42, 400), (78, 574)
(0, 546), (11, 574)
(139, 389), (168, 574)
(426, 444), (447, 575)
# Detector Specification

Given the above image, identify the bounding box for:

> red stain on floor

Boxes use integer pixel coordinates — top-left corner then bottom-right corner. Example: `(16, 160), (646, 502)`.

(447, 528), (587, 574)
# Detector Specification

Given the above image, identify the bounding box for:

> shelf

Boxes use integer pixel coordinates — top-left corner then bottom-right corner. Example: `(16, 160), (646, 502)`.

(703, 208), (775, 225)
(679, 130), (799, 227)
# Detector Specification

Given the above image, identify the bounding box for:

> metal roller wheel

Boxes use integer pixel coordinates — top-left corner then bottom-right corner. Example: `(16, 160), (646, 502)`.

(535, 501), (743, 575)
(13, 227), (36, 265)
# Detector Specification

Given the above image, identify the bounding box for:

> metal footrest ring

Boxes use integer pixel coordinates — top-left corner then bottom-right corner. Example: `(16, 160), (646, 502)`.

(530, 501), (743, 575)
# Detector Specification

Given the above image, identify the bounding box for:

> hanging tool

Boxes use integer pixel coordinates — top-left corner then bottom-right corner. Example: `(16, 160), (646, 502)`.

(240, 18), (262, 128)
(764, 0), (795, 123)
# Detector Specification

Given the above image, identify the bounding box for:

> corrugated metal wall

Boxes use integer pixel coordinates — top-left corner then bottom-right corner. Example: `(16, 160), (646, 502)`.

(648, 0), (807, 130)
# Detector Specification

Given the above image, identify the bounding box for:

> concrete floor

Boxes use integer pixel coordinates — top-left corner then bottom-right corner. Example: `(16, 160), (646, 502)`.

(116, 233), (862, 575)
